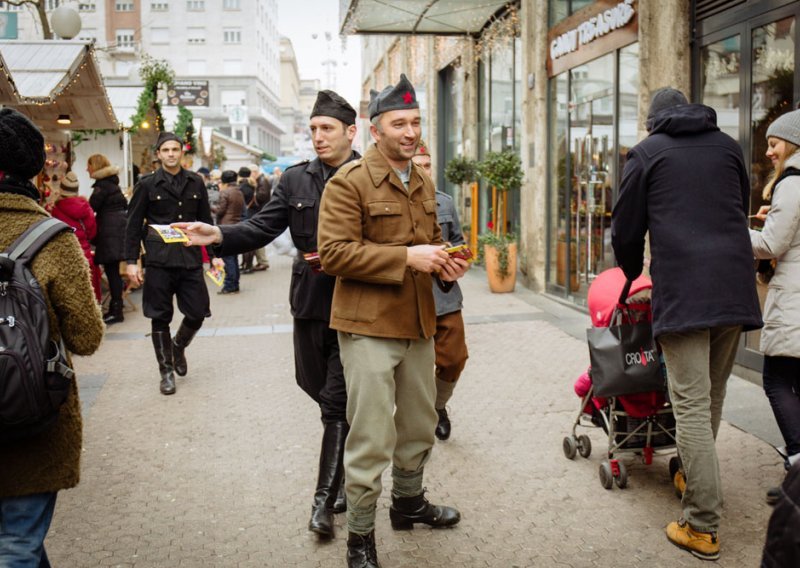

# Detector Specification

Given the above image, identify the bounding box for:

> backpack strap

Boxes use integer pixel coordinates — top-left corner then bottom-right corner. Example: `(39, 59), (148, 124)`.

(2, 218), (72, 264)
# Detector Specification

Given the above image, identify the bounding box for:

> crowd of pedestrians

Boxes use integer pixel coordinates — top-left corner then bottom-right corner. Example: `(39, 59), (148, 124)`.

(4, 70), (800, 567)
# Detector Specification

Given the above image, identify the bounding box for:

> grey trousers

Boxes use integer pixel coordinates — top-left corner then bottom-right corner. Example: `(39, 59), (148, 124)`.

(659, 325), (742, 533)
(338, 332), (437, 534)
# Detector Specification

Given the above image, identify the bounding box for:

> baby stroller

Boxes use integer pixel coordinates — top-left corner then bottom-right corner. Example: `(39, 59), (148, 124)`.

(562, 268), (677, 489)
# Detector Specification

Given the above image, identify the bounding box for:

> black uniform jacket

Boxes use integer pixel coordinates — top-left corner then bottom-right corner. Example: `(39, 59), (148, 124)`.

(216, 152), (360, 321)
(125, 168), (213, 269)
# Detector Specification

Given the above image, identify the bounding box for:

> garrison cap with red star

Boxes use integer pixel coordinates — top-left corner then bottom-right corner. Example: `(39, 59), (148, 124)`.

(368, 73), (419, 120)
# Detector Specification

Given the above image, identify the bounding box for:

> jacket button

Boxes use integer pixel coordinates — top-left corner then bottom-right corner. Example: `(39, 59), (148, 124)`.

(297, 203), (302, 208)
(157, 195), (161, 200)
(178, 214), (183, 219)
(385, 207), (389, 211)
(178, 201), (182, 206)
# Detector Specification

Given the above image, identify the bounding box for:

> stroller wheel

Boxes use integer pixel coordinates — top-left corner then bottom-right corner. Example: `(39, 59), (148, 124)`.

(615, 461), (628, 489)
(562, 436), (578, 460)
(599, 461), (614, 490)
(578, 435), (592, 458)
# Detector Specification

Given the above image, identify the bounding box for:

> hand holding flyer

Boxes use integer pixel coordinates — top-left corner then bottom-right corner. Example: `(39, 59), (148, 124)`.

(445, 244), (474, 263)
(150, 224), (189, 244)
(205, 266), (225, 287)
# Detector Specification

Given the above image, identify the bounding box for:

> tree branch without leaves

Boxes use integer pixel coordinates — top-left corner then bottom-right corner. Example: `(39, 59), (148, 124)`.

(6, 0), (53, 39)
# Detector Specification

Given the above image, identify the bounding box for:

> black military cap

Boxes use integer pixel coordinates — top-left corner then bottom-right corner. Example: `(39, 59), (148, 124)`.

(368, 74), (419, 120)
(311, 90), (357, 125)
(154, 131), (183, 150)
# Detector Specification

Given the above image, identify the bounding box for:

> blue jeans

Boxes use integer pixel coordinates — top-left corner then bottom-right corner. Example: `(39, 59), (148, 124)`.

(222, 255), (239, 292)
(763, 355), (800, 460)
(0, 492), (57, 567)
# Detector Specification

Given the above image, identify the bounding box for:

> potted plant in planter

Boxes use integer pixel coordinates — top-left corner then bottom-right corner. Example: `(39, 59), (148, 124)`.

(445, 155), (479, 250)
(477, 150), (523, 292)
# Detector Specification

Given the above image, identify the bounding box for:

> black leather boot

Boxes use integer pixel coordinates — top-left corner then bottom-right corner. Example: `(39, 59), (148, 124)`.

(152, 331), (176, 395)
(332, 475), (347, 514)
(435, 407), (451, 441)
(103, 299), (124, 325)
(172, 323), (199, 377)
(346, 531), (380, 568)
(309, 421), (348, 537)
(389, 492), (460, 530)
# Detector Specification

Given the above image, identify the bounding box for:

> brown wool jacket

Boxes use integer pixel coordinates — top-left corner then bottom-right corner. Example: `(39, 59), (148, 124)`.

(317, 144), (443, 340)
(0, 193), (105, 498)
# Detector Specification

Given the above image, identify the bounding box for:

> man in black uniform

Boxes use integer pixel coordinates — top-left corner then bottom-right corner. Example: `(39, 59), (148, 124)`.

(125, 132), (218, 396)
(175, 91), (359, 539)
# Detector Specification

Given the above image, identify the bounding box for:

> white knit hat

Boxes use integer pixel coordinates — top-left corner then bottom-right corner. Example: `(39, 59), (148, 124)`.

(59, 171), (79, 195)
(767, 109), (800, 146)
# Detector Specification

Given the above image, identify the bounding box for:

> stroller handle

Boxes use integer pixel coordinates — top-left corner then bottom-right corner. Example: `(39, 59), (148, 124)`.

(618, 278), (633, 306)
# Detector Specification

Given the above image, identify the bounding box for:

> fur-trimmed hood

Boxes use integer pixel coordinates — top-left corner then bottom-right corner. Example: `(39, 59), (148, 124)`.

(90, 165), (120, 180)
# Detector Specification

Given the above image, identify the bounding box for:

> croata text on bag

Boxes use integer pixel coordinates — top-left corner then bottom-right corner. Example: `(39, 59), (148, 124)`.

(586, 281), (665, 398)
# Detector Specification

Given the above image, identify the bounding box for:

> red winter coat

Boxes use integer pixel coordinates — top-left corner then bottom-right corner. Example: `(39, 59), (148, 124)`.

(51, 196), (101, 300)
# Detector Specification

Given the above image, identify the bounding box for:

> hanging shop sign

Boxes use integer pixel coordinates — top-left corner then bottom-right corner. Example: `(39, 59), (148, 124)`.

(166, 80), (209, 107)
(547, 0), (637, 77)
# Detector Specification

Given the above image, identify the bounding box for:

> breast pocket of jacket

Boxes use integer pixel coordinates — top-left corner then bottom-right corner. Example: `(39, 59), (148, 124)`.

(422, 199), (438, 240)
(148, 189), (173, 217)
(290, 196), (317, 237)
(367, 200), (403, 242)
(179, 191), (202, 221)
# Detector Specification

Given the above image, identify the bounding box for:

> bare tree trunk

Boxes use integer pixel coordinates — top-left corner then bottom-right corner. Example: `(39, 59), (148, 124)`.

(7, 1), (52, 39)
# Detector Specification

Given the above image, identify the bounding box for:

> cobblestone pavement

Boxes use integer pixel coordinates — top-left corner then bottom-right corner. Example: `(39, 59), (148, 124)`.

(47, 248), (783, 567)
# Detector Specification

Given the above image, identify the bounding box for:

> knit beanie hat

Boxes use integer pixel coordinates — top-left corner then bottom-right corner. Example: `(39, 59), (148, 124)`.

(766, 109), (800, 147)
(647, 87), (689, 119)
(0, 108), (45, 179)
(60, 171), (80, 195)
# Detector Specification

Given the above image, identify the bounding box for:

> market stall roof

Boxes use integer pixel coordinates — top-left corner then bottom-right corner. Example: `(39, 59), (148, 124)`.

(340, 0), (512, 35)
(0, 50), (19, 101)
(0, 40), (118, 130)
(105, 84), (145, 128)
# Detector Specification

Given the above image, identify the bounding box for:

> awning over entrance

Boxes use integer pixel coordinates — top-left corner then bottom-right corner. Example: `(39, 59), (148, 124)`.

(340, 0), (512, 35)
(0, 40), (118, 130)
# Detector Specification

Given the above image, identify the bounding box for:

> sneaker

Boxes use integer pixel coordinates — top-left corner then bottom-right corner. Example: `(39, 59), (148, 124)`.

(666, 518), (719, 561)
(673, 469), (686, 499)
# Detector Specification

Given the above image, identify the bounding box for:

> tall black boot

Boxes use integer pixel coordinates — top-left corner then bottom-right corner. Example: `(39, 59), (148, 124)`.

(103, 299), (124, 325)
(389, 492), (461, 530)
(308, 420), (348, 538)
(172, 323), (199, 377)
(346, 531), (380, 568)
(333, 475), (347, 514)
(152, 331), (176, 395)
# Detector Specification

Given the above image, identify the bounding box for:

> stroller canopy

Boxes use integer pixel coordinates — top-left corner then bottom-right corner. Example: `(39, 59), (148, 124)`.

(588, 267), (652, 327)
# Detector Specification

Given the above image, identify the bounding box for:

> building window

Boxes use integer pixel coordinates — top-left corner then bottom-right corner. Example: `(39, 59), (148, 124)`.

(78, 27), (97, 42)
(223, 0), (241, 9)
(223, 28), (241, 44)
(115, 1), (134, 11)
(187, 27), (206, 44)
(45, 0), (60, 10)
(223, 59), (243, 75)
(150, 2), (168, 10)
(186, 0), (205, 10)
(79, 2), (96, 11)
(151, 27), (169, 44)
(187, 60), (207, 75)
(115, 28), (135, 48)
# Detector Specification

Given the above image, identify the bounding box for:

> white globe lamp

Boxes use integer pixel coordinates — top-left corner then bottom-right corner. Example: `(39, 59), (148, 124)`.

(51, 6), (82, 40)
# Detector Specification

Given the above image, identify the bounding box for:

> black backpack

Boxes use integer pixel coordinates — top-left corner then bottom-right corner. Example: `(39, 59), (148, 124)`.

(0, 217), (75, 442)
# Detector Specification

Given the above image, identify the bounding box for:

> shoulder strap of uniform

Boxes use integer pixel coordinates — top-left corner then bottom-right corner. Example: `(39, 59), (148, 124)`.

(2, 218), (72, 264)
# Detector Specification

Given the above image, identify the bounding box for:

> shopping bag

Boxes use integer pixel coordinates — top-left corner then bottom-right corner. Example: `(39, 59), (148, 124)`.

(586, 280), (666, 397)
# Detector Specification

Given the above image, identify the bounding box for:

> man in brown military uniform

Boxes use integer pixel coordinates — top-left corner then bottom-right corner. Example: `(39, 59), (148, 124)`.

(317, 74), (469, 568)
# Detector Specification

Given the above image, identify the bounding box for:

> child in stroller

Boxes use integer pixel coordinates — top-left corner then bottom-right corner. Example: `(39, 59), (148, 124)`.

(563, 267), (678, 490)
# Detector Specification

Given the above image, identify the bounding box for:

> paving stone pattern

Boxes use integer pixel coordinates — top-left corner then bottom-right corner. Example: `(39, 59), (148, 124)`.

(47, 250), (782, 567)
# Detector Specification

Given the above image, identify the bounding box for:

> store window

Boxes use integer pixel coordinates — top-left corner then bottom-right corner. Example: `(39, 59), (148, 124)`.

(547, 45), (639, 301)
(437, 63), (464, 201)
(549, 0), (599, 26)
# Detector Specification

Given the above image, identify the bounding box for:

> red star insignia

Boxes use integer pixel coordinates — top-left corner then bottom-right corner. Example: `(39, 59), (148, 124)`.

(403, 91), (413, 104)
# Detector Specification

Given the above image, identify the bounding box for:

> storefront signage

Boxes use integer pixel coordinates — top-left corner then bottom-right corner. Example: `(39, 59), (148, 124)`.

(0, 12), (18, 39)
(547, 0), (638, 77)
(166, 80), (209, 107)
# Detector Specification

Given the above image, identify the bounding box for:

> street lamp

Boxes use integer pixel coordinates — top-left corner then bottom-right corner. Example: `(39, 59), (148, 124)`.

(51, 6), (82, 40)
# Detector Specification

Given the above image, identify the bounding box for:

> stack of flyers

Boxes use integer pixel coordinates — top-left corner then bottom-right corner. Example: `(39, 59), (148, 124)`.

(303, 251), (323, 273)
(150, 224), (188, 243)
(205, 267), (225, 287)
(445, 243), (474, 263)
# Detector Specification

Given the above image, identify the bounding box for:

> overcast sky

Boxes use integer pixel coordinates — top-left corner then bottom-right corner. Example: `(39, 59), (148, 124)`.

(277, 0), (362, 108)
